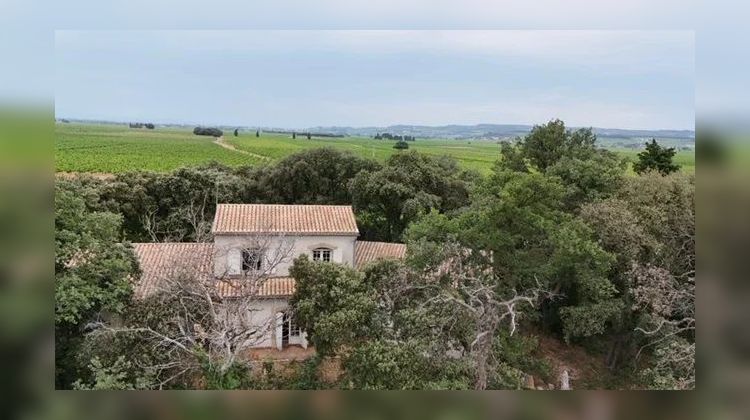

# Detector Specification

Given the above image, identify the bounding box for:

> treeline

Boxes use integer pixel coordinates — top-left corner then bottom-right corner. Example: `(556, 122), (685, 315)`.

(55, 119), (693, 390)
(375, 133), (416, 141)
(56, 147), (471, 244)
(129, 122), (155, 129)
(264, 130), (345, 138)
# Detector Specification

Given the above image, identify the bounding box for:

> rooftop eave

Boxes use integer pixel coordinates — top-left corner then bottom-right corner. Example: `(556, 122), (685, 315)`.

(211, 230), (360, 236)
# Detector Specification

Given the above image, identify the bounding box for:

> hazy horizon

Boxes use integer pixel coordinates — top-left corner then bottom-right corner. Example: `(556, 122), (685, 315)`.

(56, 116), (695, 134)
(55, 30), (694, 131)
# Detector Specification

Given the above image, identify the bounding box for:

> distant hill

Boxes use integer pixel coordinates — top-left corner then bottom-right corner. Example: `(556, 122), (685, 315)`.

(57, 118), (694, 146)
(305, 124), (695, 141)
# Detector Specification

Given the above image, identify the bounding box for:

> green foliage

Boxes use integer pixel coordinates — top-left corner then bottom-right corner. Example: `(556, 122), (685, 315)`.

(289, 255), (379, 355)
(201, 359), (253, 390)
(193, 126), (223, 137)
(351, 151), (472, 241)
(499, 120), (627, 210)
(559, 300), (624, 341)
(575, 171), (694, 378)
(615, 172), (694, 275)
(516, 119), (596, 171)
(55, 181), (138, 388)
(73, 356), (150, 390)
(393, 140), (409, 150)
(258, 147), (380, 205)
(580, 199), (658, 268)
(497, 140), (529, 172)
(75, 271), (215, 390)
(547, 151), (627, 208)
(639, 338), (695, 390)
(633, 139), (680, 175)
(342, 339), (470, 390)
(492, 331), (551, 383)
(82, 149), (382, 242)
(284, 355), (326, 390)
(407, 167), (620, 341)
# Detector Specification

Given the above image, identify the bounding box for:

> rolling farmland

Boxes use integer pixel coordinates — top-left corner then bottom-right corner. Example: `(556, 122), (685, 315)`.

(55, 123), (695, 174)
(55, 124), (262, 173)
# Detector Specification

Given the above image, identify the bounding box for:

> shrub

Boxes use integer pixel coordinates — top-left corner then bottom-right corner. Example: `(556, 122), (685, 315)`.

(193, 126), (224, 137)
(393, 140), (409, 150)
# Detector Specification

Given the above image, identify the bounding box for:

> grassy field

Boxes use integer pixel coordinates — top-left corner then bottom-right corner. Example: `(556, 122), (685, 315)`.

(55, 124), (262, 173)
(55, 123), (695, 174)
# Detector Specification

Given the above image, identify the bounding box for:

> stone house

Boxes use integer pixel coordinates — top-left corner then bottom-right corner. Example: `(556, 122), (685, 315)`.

(132, 204), (406, 352)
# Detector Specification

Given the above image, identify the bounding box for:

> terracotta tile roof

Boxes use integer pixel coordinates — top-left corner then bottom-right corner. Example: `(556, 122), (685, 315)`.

(132, 243), (214, 299)
(354, 241), (407, 269)
(212, 204), (359, 236)
(133, 239), (407, 299)
(216, 277), (296, 298)
(133, 243), (297, 299)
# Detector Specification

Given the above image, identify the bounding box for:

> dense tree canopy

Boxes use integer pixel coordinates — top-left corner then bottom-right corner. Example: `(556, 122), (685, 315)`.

(79, 150), (386, 243)
(55, 181), (139, 388)
(406, 168), (620, 341)
(351, 151), (475, 241)
(498, 119), (627, 210)
(55, 118), (694, 390)
(258, 148), (380, 205)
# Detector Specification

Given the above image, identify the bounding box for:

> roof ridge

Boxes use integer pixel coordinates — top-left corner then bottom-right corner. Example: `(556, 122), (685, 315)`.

(216, 203), (353, 208)
(212, 203), (359, 235)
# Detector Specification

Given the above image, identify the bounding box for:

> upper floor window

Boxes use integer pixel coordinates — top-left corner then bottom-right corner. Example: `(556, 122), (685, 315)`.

(241, 249), (263, 273)
(312, 248), (332, 262)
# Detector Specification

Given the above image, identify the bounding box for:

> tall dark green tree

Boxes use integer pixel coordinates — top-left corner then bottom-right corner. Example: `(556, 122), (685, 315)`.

(633, 139), (680, 175)
(515, 119), (596, 171)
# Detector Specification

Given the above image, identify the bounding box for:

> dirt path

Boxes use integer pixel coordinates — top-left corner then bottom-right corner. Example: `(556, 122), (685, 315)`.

(213, 136), (271, 161)
(56, 172), (115, 180)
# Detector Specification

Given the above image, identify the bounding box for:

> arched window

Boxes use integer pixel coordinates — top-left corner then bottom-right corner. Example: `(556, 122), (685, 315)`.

(312, 248), (332, 262)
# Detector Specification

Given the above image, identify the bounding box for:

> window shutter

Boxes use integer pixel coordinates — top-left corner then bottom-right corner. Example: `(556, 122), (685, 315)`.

(228, 248), (241, 275)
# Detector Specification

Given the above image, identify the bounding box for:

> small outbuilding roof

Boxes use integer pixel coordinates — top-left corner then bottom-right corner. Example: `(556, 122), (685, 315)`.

(212, 204), (359, 236)
(354, 241), (407, 269)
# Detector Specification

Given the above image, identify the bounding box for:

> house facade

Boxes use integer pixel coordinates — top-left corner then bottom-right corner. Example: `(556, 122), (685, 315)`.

(132, 204), (406, 352)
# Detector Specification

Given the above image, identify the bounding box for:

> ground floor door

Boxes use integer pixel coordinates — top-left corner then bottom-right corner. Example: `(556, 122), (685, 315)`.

(281, 312), (290, 347)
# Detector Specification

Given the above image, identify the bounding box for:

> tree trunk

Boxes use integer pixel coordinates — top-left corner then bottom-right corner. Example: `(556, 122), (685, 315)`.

(473, 330), (493, 390)
(606, 336), (623, 370)
(475, 353), (488, 390)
